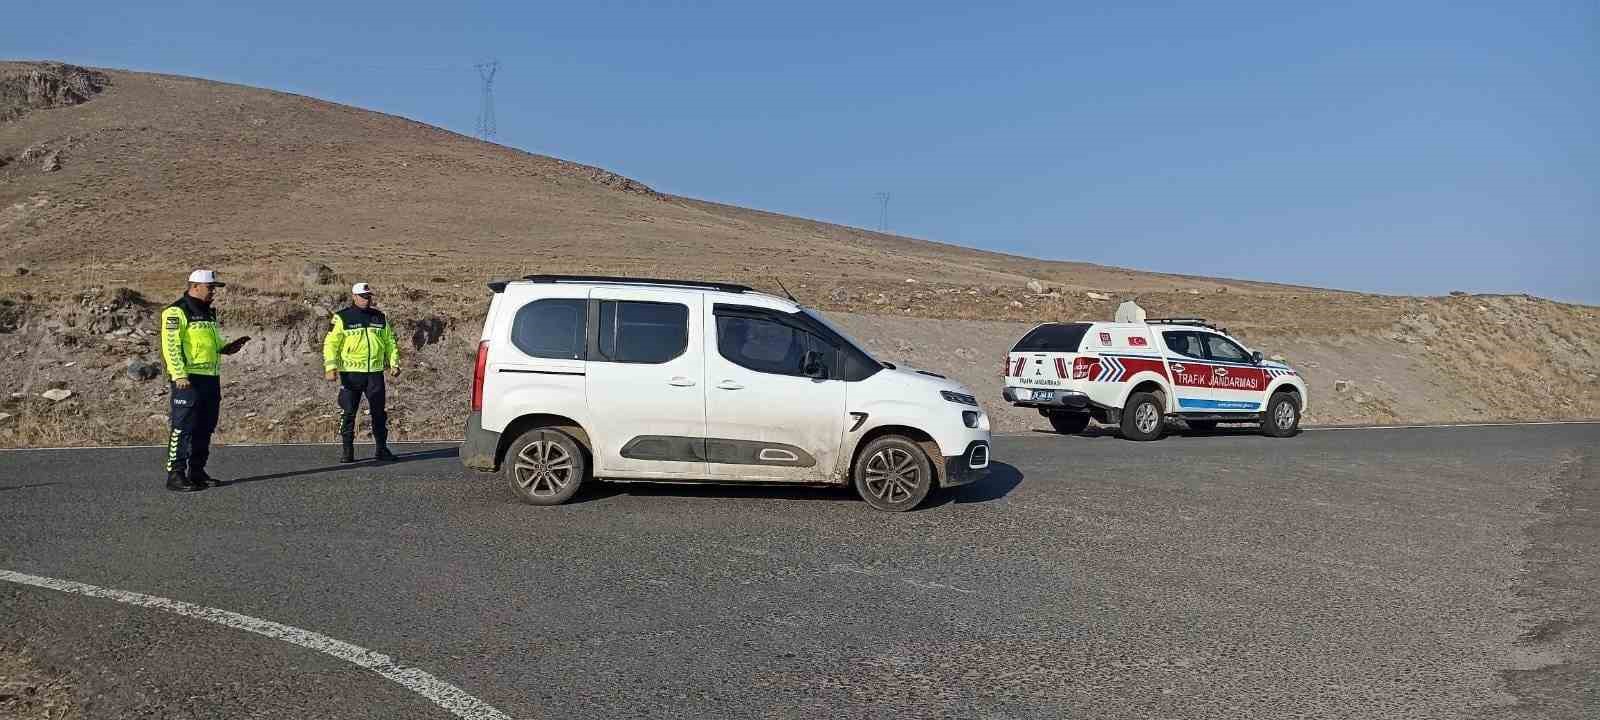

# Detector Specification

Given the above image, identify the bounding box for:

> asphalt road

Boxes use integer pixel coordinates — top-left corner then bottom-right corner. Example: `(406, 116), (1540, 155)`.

(2, 424), (1596, 719)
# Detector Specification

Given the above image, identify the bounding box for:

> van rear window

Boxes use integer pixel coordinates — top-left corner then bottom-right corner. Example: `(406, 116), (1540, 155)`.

(1012, 323), (1090, 352)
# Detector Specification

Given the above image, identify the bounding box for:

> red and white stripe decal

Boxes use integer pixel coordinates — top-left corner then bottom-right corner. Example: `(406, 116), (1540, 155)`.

(1169, 362), (1266, 390)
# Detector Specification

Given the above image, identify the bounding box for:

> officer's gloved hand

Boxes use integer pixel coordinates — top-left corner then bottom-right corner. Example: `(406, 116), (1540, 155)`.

(389, 366), (401, 378)
(175, 378), (191, 390)
(325, 370), (337, 382)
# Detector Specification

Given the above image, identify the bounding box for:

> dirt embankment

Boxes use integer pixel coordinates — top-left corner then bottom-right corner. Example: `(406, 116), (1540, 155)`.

(0, 276), (1594, 449)
(0, 62), (1596, 446)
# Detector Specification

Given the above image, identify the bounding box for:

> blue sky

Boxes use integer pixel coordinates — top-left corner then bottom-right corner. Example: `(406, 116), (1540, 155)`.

(8, 1), (1595, 302)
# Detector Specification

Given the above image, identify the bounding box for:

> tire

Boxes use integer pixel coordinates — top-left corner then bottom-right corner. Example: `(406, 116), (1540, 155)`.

(1185, 420), (1217, 434)
(1047, 412), (1091, 435)
(504, 428), (587, 505)
(1120, 392), (1166, 441)
(1262, 392), (1301, 438)
(853, 435), (934, 512)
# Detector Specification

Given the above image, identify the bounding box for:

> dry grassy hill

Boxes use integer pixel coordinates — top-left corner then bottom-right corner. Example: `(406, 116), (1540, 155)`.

(1, 62), (1596, 448)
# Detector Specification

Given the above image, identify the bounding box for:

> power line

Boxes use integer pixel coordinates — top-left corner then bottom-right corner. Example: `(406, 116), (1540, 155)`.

(474, 59), (499, 141)
(873, 192), (890, 233)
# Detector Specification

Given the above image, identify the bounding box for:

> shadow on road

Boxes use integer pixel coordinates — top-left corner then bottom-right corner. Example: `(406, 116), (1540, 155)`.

(223, 447), (459, 486)
(568, 460), (1025, 510)
(945, 461), (1025, 505)
(1030, 424), (1269, 440)
(1031, 426), (1122, 439)
(0, 482), (63, 492)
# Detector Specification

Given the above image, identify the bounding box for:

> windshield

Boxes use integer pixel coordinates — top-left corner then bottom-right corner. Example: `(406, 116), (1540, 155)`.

(801, 308), (880, 364)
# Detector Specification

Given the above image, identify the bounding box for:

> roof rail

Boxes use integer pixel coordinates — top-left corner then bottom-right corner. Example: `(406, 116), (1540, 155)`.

(1145, 317), (1218, 329)
(520, 274), (754, 294)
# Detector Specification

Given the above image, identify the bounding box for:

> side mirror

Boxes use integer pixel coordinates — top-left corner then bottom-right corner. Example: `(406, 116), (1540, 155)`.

(1251, 350), (1264, 365)
(802, 350), (827, 379)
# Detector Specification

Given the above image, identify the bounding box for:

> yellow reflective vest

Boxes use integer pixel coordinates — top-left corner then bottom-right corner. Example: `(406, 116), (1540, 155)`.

(323, 306), (399, 373)
(160, 296), (225, 380)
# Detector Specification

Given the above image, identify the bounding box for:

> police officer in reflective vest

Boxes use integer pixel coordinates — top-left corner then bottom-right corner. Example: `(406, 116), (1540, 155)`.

(323, 282), (401, 463)
(161, 270), (249, 492)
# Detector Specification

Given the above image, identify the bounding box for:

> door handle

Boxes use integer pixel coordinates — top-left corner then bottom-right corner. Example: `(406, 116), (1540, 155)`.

(668, 377), (697, 387)
(716, 380), (745, 390)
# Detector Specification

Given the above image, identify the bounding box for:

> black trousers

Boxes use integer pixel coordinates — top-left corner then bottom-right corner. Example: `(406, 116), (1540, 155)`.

(167, 375), (221, 474)
(338, 371), (388, 447)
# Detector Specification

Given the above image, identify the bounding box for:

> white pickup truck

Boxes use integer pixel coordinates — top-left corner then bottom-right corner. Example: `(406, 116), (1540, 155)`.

(1001, 318), (1307, 440)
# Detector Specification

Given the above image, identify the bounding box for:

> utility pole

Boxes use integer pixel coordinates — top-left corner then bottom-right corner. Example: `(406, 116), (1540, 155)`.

(474, 59), (499, 141)
(873, 192), (890, 233)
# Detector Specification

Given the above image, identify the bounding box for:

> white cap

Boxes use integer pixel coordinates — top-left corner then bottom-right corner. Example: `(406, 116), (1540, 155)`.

(187, 269), (226, 287)
(351, 282), (373, 295)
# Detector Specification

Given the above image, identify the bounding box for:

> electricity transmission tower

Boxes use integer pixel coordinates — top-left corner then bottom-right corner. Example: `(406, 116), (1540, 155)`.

(873, 192), (891, 232)
(474, 59), (499, 141)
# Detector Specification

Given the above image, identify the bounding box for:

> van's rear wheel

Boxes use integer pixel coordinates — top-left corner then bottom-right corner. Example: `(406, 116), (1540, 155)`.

(505, 428), (587, 505)
(1121, 392), (1166, 441)
(1047, 412), (1091, 435)
(853, 436), (933, 512)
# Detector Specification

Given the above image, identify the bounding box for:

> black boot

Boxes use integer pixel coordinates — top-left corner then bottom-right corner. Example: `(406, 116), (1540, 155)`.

(191, 468), (223, 487)
(375, 446), (399, 462)
(166, 470), (204, 492)
(339, 440), (356, 464)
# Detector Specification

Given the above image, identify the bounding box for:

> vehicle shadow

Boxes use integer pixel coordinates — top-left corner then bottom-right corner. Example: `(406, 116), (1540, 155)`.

(571, 480), (854, 505)
(223, 447), (459, 486)
(935, 461), (1025, 507)
(1030, 424), (1264, 440)
(571, 460), (1025, 510)
(1031, 426), (1123, 439)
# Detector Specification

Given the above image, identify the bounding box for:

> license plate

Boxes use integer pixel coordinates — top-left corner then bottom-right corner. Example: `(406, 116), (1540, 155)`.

(1030, 389), (1056, 401)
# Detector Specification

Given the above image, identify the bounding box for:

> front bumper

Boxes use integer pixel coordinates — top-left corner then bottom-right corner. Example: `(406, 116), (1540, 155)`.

(938, 440), (991, 487)
(461, 411), (501, 471)
(1002, 386), (1090, 410)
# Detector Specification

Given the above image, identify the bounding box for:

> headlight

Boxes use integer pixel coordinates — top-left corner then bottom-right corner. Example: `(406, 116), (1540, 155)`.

(941, 390), (978, 406)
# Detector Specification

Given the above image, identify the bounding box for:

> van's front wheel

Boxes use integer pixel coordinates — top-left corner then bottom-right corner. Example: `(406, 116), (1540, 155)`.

(853, 436), (933, 512)
(505, 428), (587, 505)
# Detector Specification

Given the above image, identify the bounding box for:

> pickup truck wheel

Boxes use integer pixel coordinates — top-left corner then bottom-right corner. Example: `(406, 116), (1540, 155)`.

(505, 428), (587, 505)
(1121, 392), (1165, 441)
(1047, 412), (1091, 435)
(1262, 393), (1301, 438)
(853, 436), (933, 512)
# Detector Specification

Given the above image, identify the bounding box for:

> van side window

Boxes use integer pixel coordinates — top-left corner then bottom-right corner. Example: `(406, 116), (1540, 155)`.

(716, 314), (834, 377)
(596, 300), (688, 364)
(1163, 331), (1205, 359)
(1203, 334), (1251, 363)
(510, 298), (587, 360)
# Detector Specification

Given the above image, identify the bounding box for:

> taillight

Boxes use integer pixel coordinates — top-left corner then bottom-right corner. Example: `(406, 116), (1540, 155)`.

(1072, 356), (1094, 380)
(470, 340), (489, 412)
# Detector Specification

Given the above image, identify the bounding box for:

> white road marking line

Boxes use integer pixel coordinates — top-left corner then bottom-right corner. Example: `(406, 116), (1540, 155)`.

(0, 569), (512, 720)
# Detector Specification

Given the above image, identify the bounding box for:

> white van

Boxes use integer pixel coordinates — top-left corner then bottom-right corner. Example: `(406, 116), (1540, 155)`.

(462, 275), (991, 511)
(1001, 318), (1308, 440)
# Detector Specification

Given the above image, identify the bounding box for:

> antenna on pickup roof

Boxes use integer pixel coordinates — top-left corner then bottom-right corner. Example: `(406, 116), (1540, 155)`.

(773, 278), (801, 304)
